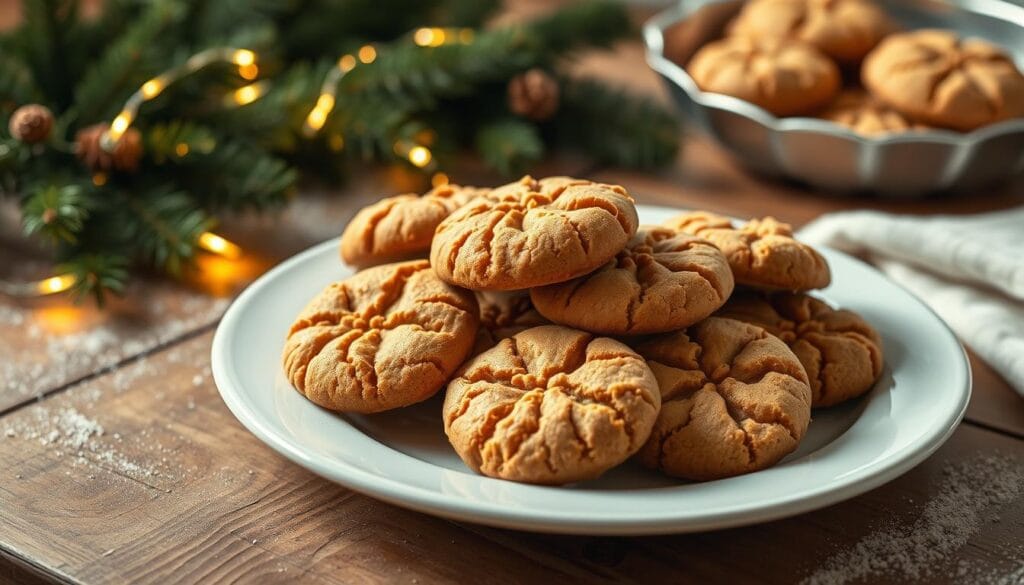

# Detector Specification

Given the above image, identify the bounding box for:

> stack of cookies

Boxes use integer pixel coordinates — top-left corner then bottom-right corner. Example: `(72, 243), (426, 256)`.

(282, 177), (884, 486)
(684, 0), (1024, 134)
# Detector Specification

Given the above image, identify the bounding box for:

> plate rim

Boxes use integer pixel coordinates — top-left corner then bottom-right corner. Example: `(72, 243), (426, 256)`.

(211, 204), (972, 535)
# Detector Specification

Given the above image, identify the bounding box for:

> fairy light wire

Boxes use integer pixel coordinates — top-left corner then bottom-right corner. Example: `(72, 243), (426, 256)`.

(102, 48), (261, 151)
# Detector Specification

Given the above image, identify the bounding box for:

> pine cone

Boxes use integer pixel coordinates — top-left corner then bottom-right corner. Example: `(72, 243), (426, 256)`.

(75, 124), (143, 173)
(508, 69), (560, 121)
(8, 104), (54, 144)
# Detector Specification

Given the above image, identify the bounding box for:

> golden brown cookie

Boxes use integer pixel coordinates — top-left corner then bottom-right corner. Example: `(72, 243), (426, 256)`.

(444, 325), (660, 485)
(530, 227), (735, 335)
(818, 89), (918, 135)
(471, 290), (551, 355)
(430, 176), (639, 291)
(340, 184), (485, 268)
(687, 36), (840, 116)
(283, 260), (479, 413)
(665, 211), (831, 291)
(634, 317), (812, 481)
(862, 30), (1024, 131)
(729, 0), (893, 64)
(717, 291), (883, 407)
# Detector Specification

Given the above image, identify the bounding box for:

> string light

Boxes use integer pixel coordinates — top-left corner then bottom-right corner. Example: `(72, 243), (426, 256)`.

(413, 27), (475, 48)
(357, 45), (377, 64)
(431, 172), (449, 187)
(37, 275), (77, 295)
(230, 81), (268, 106)
(198, 232), (242, 260)
(102, 47), (264, 151)
(92, 172), (107, 186)
(407, 146), (432, 168)
(0, 273), (77, 299)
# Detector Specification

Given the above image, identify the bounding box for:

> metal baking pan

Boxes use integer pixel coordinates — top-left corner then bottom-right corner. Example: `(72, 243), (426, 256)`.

(644, 0), (1024, 196)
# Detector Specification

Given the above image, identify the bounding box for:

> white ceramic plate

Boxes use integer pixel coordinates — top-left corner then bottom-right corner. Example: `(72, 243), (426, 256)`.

(212, 205), (971, 535)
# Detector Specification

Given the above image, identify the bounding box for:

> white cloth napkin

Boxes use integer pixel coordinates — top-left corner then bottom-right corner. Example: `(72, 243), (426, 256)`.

(798, 207), (1024, 396)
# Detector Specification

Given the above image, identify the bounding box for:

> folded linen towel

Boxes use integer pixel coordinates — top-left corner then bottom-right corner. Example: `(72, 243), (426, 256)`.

(799, 207), (1024, 396)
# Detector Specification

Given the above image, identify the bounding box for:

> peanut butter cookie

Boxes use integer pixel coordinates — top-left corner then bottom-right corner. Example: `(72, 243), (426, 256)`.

(665, 212), (830, 291)
(340, 184), (485, 268)
(530, 227), (735, 335)
(862, 30), (1024, 131)
(283, 260), (479, 413)
(718, 291), (883, 407)
(818, 89), (918, 135)
(687, 36), (840, 116)
(729, 0), (893, 64)
(444, 325), (660, 485)
(634, 317), (812, 481)
(472, 290), (551, 355)
(431, 176), (639, 291)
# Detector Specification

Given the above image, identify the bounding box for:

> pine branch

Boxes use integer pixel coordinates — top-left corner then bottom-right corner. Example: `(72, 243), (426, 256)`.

(166, 139), (297, 211)
(524, 1), (633, 59)
(432, 0), (501, 27)
(0, 52), (43, 111)
(554, 78), (681, 169)
(475, 117), (544, 176)
(21, 183), (91, 244)
(57, 253), (129, 307)
(145, 120), (217, 163)
(72, 0), (186, 124)
(121, 187), (213, 276)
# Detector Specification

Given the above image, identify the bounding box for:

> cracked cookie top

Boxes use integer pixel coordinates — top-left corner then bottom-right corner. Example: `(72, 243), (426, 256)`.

(283, 260), (479, 413)
(729, 0), (893, 64)
(862, 30), (1024, 131)
(429, 176), (639, 291)
(718, 291), (883, 407)
(664, 211), (830, 291)
(340, 184), (486, 268)
(530, 227), (735, 335)
(633, 317), (811, 481)
(819, 89), (918, 135)
(687, 36), (840, 116)
(443, 325), (660, 485)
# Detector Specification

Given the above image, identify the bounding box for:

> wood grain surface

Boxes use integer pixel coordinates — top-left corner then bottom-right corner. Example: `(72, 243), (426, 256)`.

(1, 2), (1023, 583)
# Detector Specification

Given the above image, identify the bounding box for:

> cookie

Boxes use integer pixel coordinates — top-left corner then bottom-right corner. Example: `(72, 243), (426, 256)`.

(340, 184), (485, 268)
(687, 36), (840, 116)
(818, 89), (917, 135)
(282, 260), (479, 413)
(862, 30), (1024, 131)
(634, 317), (812, 481)
(477, 290), (549, 339)
(530, 227), (734, 335)
(717, 291), (883, 407)
(430, 176), (639, 291)
(444, 325), (660, 485)
(729, 0), (892, 64)
(664, 211), (830, 291)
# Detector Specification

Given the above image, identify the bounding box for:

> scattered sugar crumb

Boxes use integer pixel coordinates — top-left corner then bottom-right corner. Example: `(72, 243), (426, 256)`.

(1, 406), (169, 481)
(803, 454), (1024, 585)
(102, 549), (115, 557)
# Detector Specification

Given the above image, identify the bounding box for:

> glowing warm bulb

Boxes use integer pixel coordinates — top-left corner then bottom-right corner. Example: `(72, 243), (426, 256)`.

(36, 274), (76, 295)
(238, 63), (259, 80)
(198, 232), (242, 260)
(408, 146), (432, 168)
(305, 94), (336, 131)
(358, 45), (377, 64)
(92, 172), (107, 186)
(414, 28), (435, 46)
(339, 54), (357, 72)
(141, 79), (165, 99)
(175, 143), (189, 157)
(232, 83), (264, 105)
(232, 49), (256, 67)
(109, 112), (131, 139)
(431, 172), (449, 187)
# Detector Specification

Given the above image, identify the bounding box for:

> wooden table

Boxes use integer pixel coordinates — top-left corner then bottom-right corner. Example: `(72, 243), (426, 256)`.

(2, 8), (1024, 585)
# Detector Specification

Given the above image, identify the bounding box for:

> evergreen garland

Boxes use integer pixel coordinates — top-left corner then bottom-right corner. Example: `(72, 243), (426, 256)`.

(0, 0), (681, 304)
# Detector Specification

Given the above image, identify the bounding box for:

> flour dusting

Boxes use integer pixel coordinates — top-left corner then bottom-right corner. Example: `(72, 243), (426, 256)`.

(803, 454), (1024, 585)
